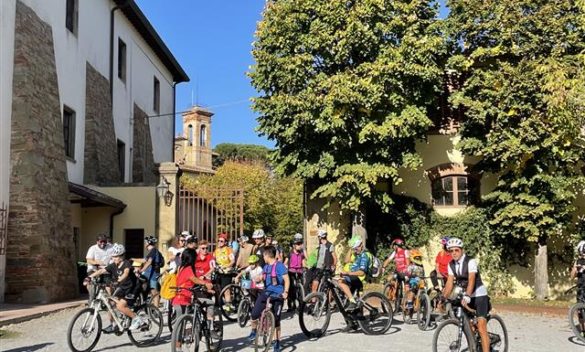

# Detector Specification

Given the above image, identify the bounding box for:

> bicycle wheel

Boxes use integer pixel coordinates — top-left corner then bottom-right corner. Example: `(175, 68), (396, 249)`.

(67, 308), (102, 352)
(219, 284), (242, 322)
(206, 306), (224, 352)
(417, 293), (431, 331)
(299, 292), (331, 338)
(171, 314), (199, 352)
(569, 302), (585, 344)
(237, 298), (251, 327)
(486, 314), (509, 352)
(358, 291), (393, 335)
(128, 304), (163, 347)
(432, 319), (473, 352)
(255, 310), (275, 352)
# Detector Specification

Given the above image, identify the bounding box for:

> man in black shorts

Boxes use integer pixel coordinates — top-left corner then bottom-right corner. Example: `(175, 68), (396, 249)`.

(442, 238), (491, 352)
(87, 243), (142, 333)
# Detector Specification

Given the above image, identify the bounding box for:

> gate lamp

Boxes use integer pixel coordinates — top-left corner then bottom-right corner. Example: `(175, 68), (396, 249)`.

(156, 177), (174, 207)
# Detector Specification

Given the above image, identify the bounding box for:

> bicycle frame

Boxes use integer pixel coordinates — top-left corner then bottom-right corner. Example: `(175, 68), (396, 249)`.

(89, 286), (128, 332)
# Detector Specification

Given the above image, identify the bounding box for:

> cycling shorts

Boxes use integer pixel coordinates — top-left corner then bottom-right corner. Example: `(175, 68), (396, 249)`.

(251, 291), (284, 327)
(343, 276), (363, 294)
(470, 296), (491, 318)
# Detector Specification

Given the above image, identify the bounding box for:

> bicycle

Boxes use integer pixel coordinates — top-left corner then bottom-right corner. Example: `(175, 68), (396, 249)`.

(254, 296), (280, 352)
(67, 278), (163, 352)
(432, 287), (509, 352)
(567, 284), (585, 343)
(299, 269), (393, 337)
(287, 269), (307, 313)
(401, 276), (432, 331)
(236, 275), (258, 328)
(171, 285), (223, 352)
(383, 271), (407, 319)
(215, 267), (241, 322)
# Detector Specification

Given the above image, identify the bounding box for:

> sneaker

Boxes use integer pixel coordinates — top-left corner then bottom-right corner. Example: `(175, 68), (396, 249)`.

(272, 340), (281, 352)
(129, 317), (143, 330)
(102, 325), (119, 334)
(247, 330), (257, 342)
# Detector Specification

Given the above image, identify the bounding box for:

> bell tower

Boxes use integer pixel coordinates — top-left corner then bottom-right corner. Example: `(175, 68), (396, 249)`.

(174, 106), (214, 173)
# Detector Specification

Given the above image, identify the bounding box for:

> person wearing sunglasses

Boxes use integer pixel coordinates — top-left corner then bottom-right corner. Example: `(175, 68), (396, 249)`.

(214, 233), (236, 311)
(443, 237), (490, 352)
(86, 234), (113, 275)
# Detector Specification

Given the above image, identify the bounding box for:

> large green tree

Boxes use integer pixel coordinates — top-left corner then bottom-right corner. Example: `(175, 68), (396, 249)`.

(446, 0), (585, 299)
(250, 0), (446, 211)
(213, 143), (271, 168)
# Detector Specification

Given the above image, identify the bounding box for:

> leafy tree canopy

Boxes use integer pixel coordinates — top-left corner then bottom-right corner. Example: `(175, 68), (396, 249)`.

(250, 0), (446, 211)
(446, 0), (585, 243)
(213, 143), (271, 168)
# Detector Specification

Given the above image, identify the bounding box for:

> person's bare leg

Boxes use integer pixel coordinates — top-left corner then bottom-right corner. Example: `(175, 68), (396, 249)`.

(477, 318), (489, 352)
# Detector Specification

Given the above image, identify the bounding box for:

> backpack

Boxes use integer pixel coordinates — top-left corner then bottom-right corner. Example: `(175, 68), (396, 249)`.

(160, 272), (177, 300)
(365, 251), (382, 279)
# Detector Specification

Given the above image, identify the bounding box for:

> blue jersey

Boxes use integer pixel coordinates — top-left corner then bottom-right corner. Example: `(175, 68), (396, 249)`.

(263, 261), (288, 297)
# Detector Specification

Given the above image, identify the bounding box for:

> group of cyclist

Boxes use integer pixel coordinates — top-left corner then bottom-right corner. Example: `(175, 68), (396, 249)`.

(81, 228), (585, 352)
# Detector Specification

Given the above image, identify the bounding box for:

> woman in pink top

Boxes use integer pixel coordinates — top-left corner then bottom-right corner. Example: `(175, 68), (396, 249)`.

(284, 233), (306, 312)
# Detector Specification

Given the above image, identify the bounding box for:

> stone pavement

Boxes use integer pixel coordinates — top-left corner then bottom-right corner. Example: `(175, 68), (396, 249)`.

(0, 299), (86, 327)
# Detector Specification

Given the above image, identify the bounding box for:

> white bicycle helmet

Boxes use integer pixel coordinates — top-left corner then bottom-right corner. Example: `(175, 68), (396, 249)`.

(180, 230), (190, 237)
(252, 229), (265, 239)
(446, 237), (464, 250)
(145, 236), (158, 245)
(293, 233), (303, 242)
(111, 243), (126, 256)
(577, 240), (585, 255)
(317, 230), (327, 238)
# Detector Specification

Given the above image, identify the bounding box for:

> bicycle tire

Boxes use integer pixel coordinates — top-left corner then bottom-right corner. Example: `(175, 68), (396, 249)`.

(358, 291), (393, 335)
(67, 307), (102, 352)
(237, 298), (251, 327)
(205, 305), (224, 352)
(432, 318), (474, 352)
(486, 314), (509, 352)
(255, 310), (275, 352)
(299, 292), (331, 338)
(569, 302), (585, 344)
(219, 283), (242, 322)
(128, 304), (163, 347)
(417, 293), (431, 331)
(171, 314), (200, 352)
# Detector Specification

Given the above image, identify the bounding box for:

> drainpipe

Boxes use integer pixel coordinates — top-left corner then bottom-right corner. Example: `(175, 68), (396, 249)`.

(172, 82), (177, 163)
(109, 206), (126, 240)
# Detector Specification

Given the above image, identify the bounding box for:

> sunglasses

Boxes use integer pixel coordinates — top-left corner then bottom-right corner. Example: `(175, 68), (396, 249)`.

(449, 248), (462, 253)
(218, 240), (226, 243)
(98, 241), (106, 244)
(199, 247), (208, 251)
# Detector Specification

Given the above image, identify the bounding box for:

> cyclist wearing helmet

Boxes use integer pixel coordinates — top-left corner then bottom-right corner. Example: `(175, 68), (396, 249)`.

(252, 229), (267, 267)
(405, 249), (425, 314)
(443, 237), (490, 352)
(284, 233), (306, 312)
(236, 235), (253, 270)
(570, 240), (585, 303)
(235, 254), (264, 304)
(340, 236), (370, 312)
(86, 244), (143, 332)
(311, 230), (338, 294)
(134, 236), (164, 308)
(430, 236), (452, 291)
(381, 238), (410, 300)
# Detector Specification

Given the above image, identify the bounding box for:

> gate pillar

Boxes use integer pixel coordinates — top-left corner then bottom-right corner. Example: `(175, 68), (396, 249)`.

(157, 162), (179, 258)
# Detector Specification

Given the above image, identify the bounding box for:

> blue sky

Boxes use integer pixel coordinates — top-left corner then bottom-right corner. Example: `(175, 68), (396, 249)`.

(137, 1), (449, 148)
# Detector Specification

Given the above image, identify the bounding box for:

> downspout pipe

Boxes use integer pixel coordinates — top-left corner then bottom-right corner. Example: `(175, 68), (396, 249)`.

(109, 206), (126, 239)
(172, 82), (177, 163)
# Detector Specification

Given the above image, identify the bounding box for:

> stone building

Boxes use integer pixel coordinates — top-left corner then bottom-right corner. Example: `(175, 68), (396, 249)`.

(174, 106), (215, 175)
(0, 0), (189, 303)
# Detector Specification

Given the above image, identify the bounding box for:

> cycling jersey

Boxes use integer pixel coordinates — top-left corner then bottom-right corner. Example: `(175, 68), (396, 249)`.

(214, 246), (234, 268)
(448, 254), (487, 297)
(194, 253), (214, 282)
(349, 251), (370, 283)
(387, 248), (409, 273)
(435, 250), (452, 277)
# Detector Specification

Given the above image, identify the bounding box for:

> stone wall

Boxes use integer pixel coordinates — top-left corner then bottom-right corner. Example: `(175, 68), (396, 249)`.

(132, 104), (156, 184)
(84, 63), (121, 185)
(6, 0), (78, 303)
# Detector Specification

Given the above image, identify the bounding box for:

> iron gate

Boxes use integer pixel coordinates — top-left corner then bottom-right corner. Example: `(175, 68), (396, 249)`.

(178, 187), (244, 244)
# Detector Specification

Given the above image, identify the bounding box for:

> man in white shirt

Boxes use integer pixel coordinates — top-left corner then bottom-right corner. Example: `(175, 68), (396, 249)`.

(86, 234), (113, 274)
(442, 237), (490, 352)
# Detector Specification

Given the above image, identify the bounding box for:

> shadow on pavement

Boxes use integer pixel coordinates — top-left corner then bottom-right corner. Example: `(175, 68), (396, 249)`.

(3, 343), (54, 352)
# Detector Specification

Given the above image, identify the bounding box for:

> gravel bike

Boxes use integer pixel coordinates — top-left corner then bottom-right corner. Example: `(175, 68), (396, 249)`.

(432, 288), (508, 352)
(299, 270), (393, 337)
(171, 285), (223, 352)
(67, 278), (163, 352)
(567, 284), (585, 343)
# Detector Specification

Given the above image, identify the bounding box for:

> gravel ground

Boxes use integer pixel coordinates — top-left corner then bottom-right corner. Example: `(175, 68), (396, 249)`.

(1, 306), (584, 352)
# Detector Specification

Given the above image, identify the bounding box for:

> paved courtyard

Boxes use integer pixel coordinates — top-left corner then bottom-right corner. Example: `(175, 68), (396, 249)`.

(1, 306), (584, 352)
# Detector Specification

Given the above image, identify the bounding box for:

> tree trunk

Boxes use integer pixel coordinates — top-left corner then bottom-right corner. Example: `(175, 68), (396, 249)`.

(534, 238), (549, 301)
